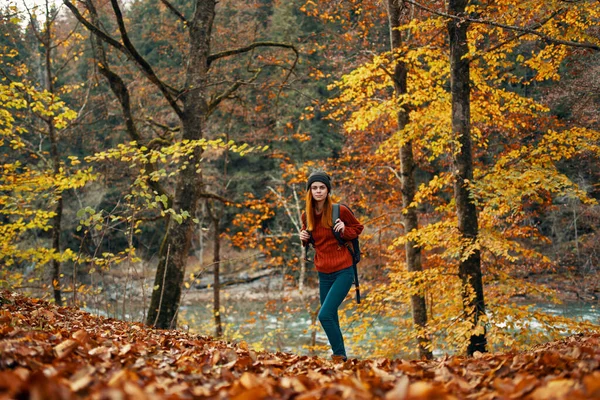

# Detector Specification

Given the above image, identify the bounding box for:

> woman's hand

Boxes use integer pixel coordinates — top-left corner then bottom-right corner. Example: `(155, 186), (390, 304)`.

(334, 218), (345, 234)
(300, 230), (311, 241)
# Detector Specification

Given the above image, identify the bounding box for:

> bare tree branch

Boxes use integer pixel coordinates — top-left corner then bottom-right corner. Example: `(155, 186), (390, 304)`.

(472, 9), (565, 59)
(207, 81), (243, 116)
(23, 2), (44, 44)
(69, 76), (94, 127)
(160, 0), (187, 24)
(207, 69), (262, 115)
(50, 16), (82, 52)
(403, 0), (600, 51)
(208, 41), (298, 66)
(273, 46), (300, 114)
(144, 117), (181, 133)
(267, 186), (302, 234)
(199, 191), (232, 204)
(63, 0), (184, 118)
(108, 0), (183, 114)
(62, 0), (128, 53)
(77, 0), (173, 210)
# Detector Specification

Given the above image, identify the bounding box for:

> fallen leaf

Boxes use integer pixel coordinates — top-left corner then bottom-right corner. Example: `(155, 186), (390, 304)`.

(238, 341), (249, 351)
(281, 376), (308, 392)
(0, 310), (11, 324)
(408, 381), (452, 399)
(72, 329), (89, 345)
(53, 339), (78, 359)
(583, 371), (600, 397)
(372, 364), (397, 383)
(211, 350), (221, 365)
(385, 375), (409, 399)
(231, 385), (271, 400)
(240, 372), (262, 389)
(88, 345), (113, 361)
(530, 379), (576, 400)
(508, 374), (538, 399)
(69, 366), (95, 392)
(119, 343), (132, 356)
(0, 370), (25, 393)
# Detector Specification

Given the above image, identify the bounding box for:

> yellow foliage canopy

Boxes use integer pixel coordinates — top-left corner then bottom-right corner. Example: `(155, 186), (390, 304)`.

(321, 0), (600, 357)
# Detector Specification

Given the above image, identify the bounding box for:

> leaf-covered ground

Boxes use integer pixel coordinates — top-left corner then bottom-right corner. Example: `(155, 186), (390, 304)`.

(1, 291), (599, 400)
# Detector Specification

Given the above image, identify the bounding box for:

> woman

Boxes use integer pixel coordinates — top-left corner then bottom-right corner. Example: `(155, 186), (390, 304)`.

(300, 171), (364, 362)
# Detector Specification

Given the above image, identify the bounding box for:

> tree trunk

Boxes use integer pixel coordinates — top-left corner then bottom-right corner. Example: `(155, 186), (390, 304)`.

(40, 2), (63, 306)
(309, 306), (319, 353)
(388, 0), (432, 360)
(296, 188), (307, 295)
(447, 0), (487, 355)
(69, 0), (217, 329)
(145, 0), (216, 329)
(50, 139), (63, 306)
(299, 241), (307, 295)
(210, 204), (223, 338)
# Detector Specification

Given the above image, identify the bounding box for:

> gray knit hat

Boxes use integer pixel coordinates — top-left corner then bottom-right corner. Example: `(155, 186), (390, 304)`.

(306, 171), (331, 192)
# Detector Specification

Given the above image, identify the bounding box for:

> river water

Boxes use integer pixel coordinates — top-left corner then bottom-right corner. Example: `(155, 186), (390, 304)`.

(174, 296), (599, 359)
(84, 281), (598, 359)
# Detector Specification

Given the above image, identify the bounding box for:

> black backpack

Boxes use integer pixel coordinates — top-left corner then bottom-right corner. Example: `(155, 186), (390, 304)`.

(333, 204), (361, 304)
(305, 203), (362, 303)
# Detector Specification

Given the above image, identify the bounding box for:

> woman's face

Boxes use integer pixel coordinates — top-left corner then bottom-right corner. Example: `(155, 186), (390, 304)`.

(310, 182), (328, 202)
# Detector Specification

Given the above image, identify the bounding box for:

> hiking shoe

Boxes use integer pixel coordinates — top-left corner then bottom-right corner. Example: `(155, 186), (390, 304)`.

(331, 355), (347, 363)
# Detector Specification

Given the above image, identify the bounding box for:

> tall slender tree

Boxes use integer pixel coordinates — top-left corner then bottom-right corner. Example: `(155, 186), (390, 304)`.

(16, 0), (87, 305)
(32, 1), (66, 305)
(206, 200), (223, 337)
(446, 0), (486, 355)
(387, 0), (433, 360)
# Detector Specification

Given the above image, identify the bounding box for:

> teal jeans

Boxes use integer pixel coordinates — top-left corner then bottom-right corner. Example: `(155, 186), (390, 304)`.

(318, 266), (354, 358)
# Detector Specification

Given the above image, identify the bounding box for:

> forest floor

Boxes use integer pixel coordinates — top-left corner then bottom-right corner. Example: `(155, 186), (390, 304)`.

(1, 290), (600, 399)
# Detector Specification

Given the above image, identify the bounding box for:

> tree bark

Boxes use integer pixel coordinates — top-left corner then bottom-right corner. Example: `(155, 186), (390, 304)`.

(37, 1), (63, 306)
(388, 0), (432, 360)
(208, 202), (223, 337)
(447, 0), (487, 355)
(145, 0), (216, 329)
(299, 239), (307, 294)
(294, 187), (307, 295)
(49, 129), (63, 306)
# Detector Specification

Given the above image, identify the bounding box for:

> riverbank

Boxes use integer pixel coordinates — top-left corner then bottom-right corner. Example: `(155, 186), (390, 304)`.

(178, 268), (600, 311)
(180, 269), (318, 304)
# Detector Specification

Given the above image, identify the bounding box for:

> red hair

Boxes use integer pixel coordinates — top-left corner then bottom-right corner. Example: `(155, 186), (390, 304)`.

(305, 190), (333, 231)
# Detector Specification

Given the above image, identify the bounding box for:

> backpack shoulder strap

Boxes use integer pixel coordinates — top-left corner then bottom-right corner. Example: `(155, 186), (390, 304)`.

(334, 202), (361, 303)
(332, 203), (344, 244)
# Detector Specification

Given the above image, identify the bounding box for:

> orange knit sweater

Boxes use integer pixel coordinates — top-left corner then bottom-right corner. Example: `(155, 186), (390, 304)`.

(302, 205), (364, 274)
